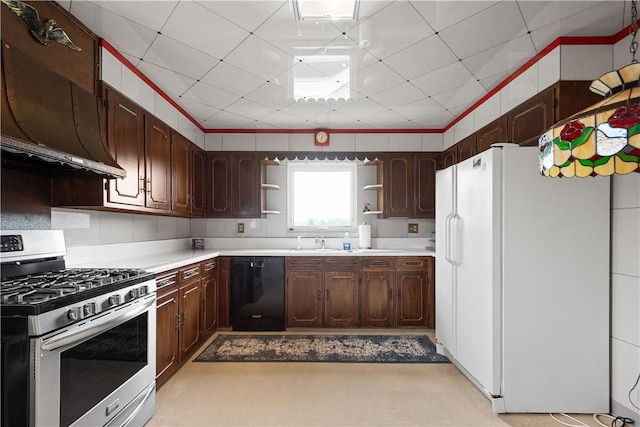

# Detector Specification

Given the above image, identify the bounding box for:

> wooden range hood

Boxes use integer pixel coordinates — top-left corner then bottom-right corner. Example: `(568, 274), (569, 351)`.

(1, 43), (126, 179)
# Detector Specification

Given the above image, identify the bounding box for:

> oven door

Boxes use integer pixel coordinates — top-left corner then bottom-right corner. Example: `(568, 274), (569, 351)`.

(30, 291), (156, 427)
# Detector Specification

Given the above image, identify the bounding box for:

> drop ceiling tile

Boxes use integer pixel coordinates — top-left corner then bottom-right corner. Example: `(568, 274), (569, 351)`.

(225, 98), (277, 121)
(223, 35), (293, 81)
(438, 1), (527, 60)
(86, 0), (179, 32)
(200, 62), (266, 97)
(197, 0), (286, 33)
(519, 1), (614, 33)
(462, 34), (536, 81)
(411, 61), (476, 96)
(353, 62), (405, 97)
(204, 110), (258, 128)
(313, 110), (362, 128)
(335, 97), (388, 120)
(431, 80), (487, 111)
(245, 82), (295, 110)
(279, 99), (333, 121)
(259, 110), (307, 128)
(363, 109), (409, 128)
(347, 1), (435, 59)
(143, 35), (218, 80)
(329, 1), (395, 33)
(137, 61), (197, 97)
(161, 2), (249, 60)
(253, 4), (343, 55)
(69, 1), (158, 59)
(121, 53), (142, 68)
(393, 97), (444, 121)
(411, 1), (498, 32)
(181, 81), (239, 110)
(478, 70), (513, 92)
(412, 109), (456, 128)
(383, 34), (458, 80)
(369, 82), (426, 108)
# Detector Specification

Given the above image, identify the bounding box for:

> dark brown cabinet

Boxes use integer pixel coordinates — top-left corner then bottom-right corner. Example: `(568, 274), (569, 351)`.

(477, 115), (508, 153)
(324, 257), (360, 328)
(286, 257), (324, 327)
(206, 152), (261, 218)
(218, 257), (230, 328)
(361, 257), (395, 328)
(507, 86), (554, 147)
(395, 257), (433, 328)
(201, 259), (219, 335)
(155, 271), (179, 388)
(383, 153), (439, 218)
(456, 134), (477, 164)
(441, 146), (457, 169)
(171, 131), (191, 214)
(191, 146), (206, 216)
(177, 264), (202, 362)
(144, 115), (172, 210)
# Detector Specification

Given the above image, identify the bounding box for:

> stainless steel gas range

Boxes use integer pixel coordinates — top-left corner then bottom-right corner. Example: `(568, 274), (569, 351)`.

(1, 230), (157, 427)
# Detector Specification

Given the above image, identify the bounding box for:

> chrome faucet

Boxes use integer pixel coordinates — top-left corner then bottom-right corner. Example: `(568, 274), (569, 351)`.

(315, 235), (325, 249)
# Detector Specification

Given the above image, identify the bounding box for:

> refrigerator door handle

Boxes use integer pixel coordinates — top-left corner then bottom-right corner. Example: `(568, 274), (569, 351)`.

(450, 213), (461, 265)
(445, 213), (457, 265)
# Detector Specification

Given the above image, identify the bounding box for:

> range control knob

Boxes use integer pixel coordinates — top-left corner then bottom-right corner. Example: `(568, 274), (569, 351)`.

(139, 285), (148, 296)
(83, 303), (97, 316)
(108, 294), (122, 307)
(67, 307), (81, 321)
(129, 288), (140, 299)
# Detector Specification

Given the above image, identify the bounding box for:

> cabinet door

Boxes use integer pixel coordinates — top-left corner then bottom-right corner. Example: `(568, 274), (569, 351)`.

(457, 134), (477, 163)
(156, 286), (179, 387)
(179, 279), (201, 362)
(385, 154), (412, 217)
(324, 271), (360, 327)
(145, 115), (172, 210)
(218, 257), (230, 327)
(105, 89), (145, 207)
(206, 153), (233, 217)
(413, 154), (438, 218)
(441, 146), (457, 169)
(395, 270), (428, 327)
(191, 146), (206, 216)
(234, 153), (261, 218)
(361, 270), (394, 328)
(476, 115), (508, 153)
(286, 270), (323, 327)
(171, 132), (191, 214)
(201, 261), (218, 335)
(507, 86), (554, 147)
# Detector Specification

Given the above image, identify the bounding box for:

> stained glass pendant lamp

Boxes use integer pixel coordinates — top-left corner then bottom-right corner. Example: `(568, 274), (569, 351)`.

(538, 1), (640, 177)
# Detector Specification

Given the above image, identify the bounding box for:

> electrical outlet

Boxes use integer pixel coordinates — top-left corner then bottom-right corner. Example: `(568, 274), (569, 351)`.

(408, 223), (419, 233)
(238, 223), (245, 233)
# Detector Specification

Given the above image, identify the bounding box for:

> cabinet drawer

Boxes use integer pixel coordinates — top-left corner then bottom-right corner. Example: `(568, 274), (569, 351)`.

(201, 259), (217, 277)
(286, 257), (324, 271)
(361, 257), (395, 270)
(396, 257), (428, 270)
(324, 257), (360, 272)
(179, 264), (201, 282)
(156, 271), (178, 293)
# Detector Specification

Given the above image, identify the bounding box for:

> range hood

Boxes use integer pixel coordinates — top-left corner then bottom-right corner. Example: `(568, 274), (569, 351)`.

(1, 43), (126, 179)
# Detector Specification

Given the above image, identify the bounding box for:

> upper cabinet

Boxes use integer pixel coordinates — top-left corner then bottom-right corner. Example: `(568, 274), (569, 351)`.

(52, 86), (198, 217)
(383, 152), (439, 219)
(441, 81), (601, 165)
(191, 146), (206, 217)
(206, 152), (261, 218)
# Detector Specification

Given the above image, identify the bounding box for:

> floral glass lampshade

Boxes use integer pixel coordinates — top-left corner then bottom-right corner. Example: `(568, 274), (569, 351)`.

(539, 63), (640, 177)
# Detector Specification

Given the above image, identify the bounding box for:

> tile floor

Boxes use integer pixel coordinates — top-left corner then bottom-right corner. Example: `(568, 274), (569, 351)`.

(147, 330), (606, 427)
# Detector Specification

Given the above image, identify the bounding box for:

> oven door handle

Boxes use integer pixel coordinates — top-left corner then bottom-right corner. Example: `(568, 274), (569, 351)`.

(40, 297), (155, 352)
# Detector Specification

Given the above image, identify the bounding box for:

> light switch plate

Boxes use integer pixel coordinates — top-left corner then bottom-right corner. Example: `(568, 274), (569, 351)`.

(408, 223), (419, 233)
(238, 223), (245, 233)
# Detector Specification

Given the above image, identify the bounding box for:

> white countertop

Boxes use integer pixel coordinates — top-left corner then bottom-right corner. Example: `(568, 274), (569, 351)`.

(73, 248), (435, 273)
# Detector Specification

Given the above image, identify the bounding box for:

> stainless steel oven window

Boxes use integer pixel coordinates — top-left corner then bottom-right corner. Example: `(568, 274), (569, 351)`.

(31, 291), (156, 427)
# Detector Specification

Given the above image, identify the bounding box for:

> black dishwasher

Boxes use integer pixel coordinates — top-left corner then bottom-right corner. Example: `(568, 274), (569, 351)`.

(230, 257), (285, 331)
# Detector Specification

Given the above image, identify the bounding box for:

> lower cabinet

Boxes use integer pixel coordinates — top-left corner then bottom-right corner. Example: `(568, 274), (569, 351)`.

(156, 258), (219, 388)
(286, 255), (433, 329)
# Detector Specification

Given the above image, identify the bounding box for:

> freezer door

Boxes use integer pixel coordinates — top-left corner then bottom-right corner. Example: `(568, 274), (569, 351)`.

(454, 149), (502, 397)
(435, 165), (455, 354)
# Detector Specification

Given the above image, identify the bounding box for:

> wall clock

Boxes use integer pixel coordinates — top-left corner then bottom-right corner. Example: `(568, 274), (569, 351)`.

(314, 130), (330, 146)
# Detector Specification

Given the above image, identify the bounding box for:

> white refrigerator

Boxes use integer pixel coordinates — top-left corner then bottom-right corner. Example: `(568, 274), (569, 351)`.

(435, 145), (610, 413)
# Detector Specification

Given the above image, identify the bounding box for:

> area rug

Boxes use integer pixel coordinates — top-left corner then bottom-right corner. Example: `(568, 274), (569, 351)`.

(194, 334), (450, 363)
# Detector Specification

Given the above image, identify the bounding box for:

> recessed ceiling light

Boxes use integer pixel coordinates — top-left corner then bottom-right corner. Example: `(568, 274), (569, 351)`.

(292, 0), (359, 22)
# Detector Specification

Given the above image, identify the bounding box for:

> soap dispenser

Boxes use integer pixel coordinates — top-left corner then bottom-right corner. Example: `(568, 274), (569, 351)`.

(343, 232), (351, 251)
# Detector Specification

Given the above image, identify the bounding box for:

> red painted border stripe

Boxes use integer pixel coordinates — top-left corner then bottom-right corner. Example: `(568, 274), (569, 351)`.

(101, 22), (639, 136)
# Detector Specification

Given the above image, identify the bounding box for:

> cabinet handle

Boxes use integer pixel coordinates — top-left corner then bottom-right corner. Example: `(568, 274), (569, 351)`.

(204, 262), (215, 271)
(183, 267), (200, 280)
(146, 178), (151, 195)
(389, 289), (393, 300)
(326, 289), (330, 301)
(139, 177), (145, 193)
(397, 289), (401, 298)
(157, 276), (176, 288)
(317, 289), (321, 300)
(405, 261), (421, 266)
(174, 314), (181, 329)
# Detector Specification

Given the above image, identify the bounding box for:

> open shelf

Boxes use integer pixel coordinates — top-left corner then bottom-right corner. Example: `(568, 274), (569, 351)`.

(363, 184), (383, 190)
(363, 210), (383, 215)
(261, 210), (281, 215)
(261, 183), (281, 190)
